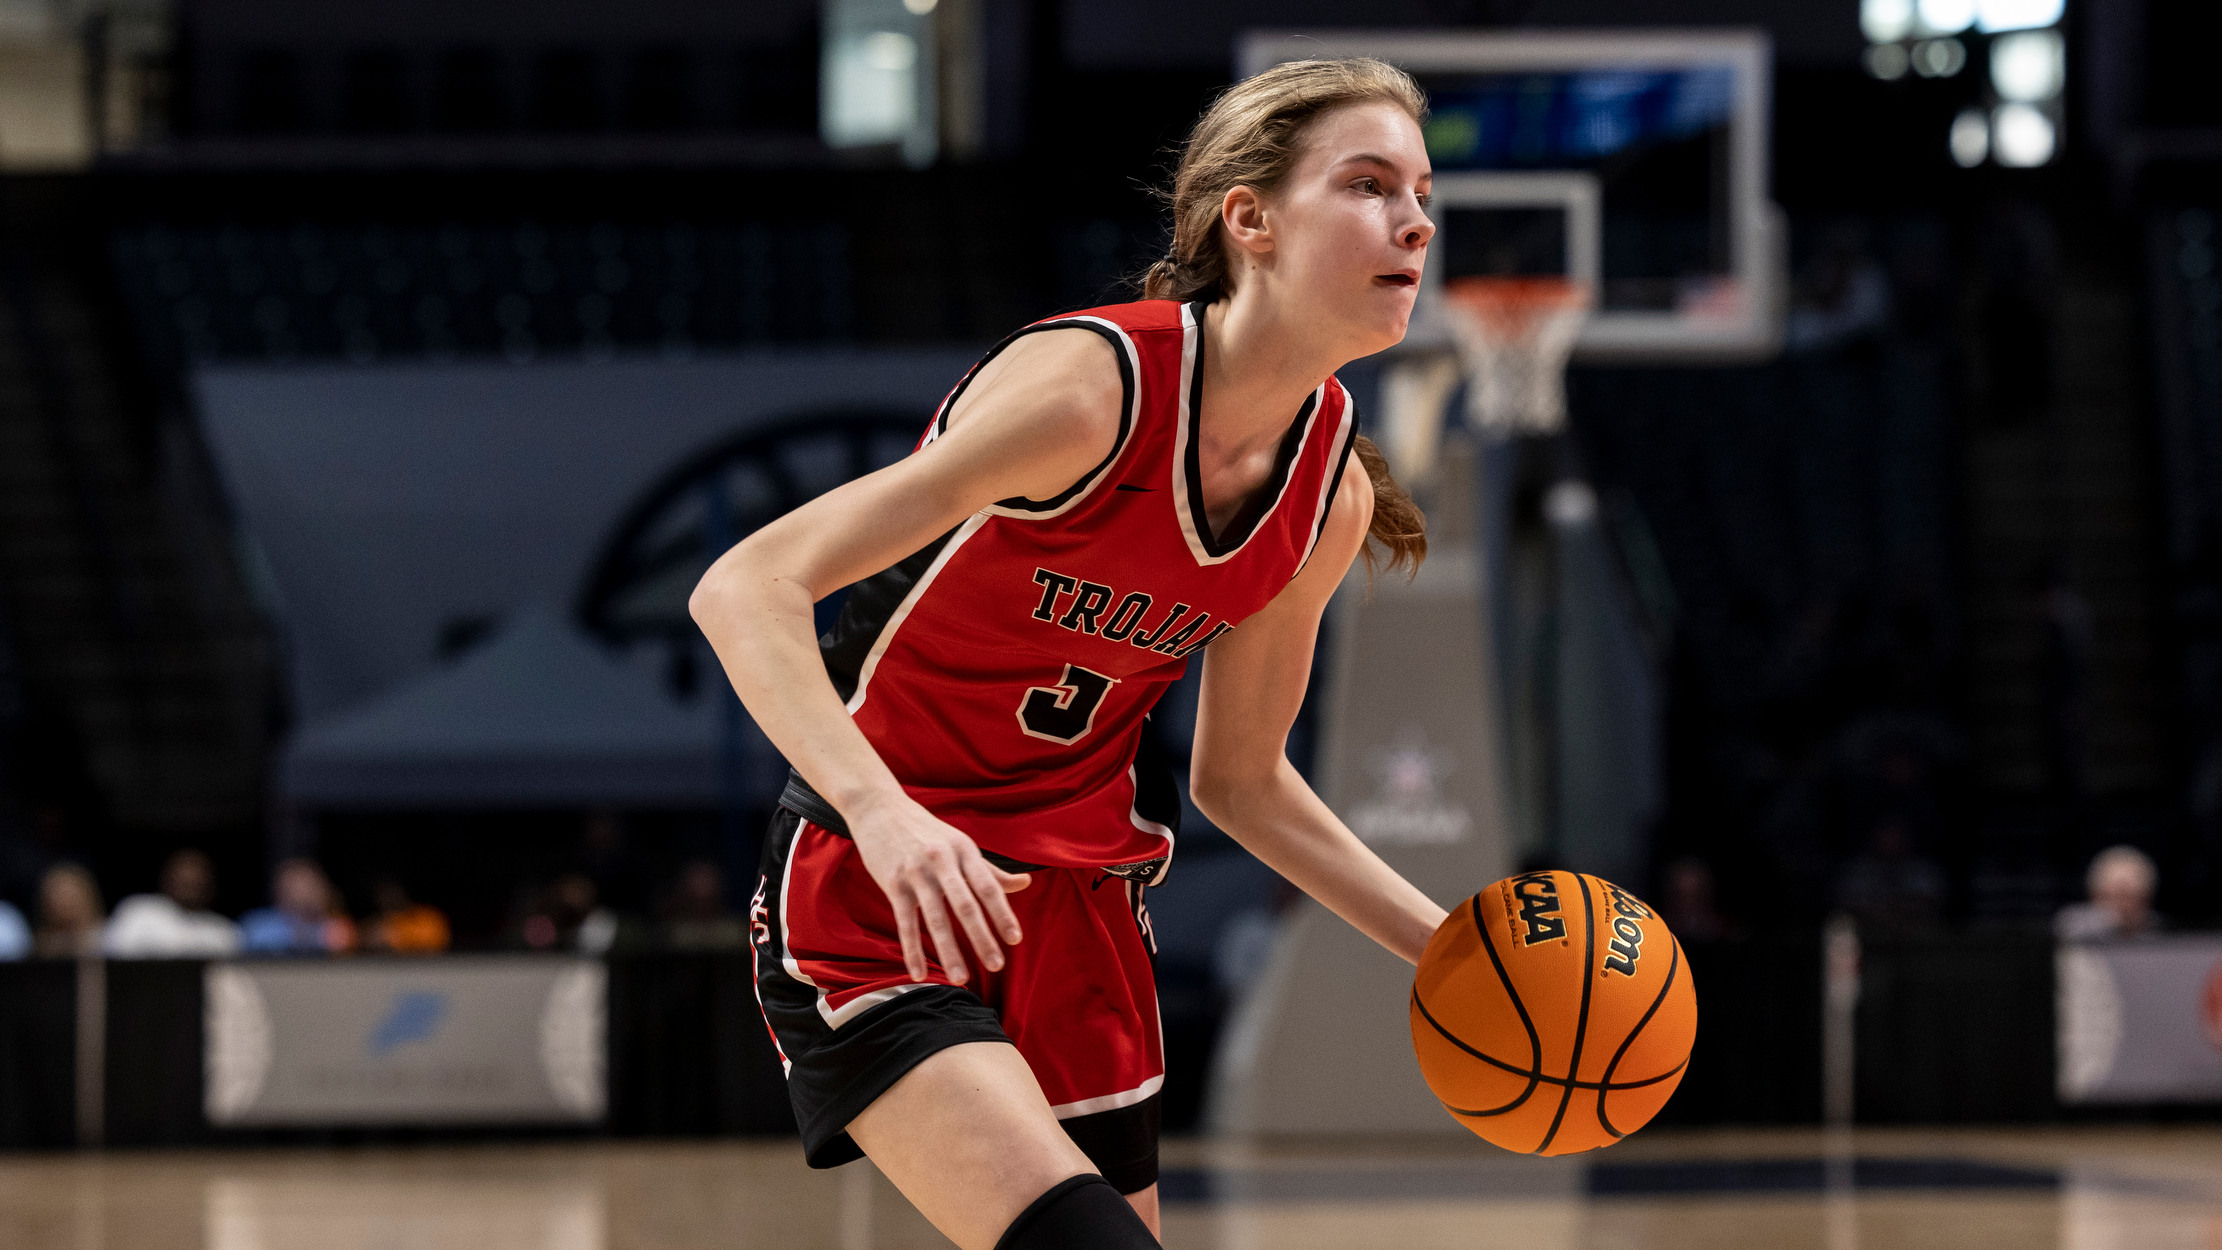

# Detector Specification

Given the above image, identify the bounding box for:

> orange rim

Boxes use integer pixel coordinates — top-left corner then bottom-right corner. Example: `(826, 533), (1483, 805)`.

(1441, 276), (1591, 338)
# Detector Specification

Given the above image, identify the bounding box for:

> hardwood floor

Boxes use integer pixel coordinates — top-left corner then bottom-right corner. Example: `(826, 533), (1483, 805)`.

(0, 1127), (2213, 1249)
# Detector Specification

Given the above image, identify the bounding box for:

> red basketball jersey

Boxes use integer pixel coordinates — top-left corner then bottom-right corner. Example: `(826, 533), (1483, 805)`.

(815, 299), (1359, 881)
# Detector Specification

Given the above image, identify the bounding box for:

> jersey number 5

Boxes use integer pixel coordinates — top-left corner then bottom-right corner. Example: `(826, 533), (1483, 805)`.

(1016, 664), (1118, 744)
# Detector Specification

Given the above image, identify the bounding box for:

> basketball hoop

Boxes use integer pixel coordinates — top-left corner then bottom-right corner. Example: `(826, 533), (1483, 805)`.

(1440, 276), (1593, 437)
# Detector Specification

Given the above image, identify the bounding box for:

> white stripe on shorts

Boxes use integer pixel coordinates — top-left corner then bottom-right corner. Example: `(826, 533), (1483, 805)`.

(1048, 1073), (1164, 1120)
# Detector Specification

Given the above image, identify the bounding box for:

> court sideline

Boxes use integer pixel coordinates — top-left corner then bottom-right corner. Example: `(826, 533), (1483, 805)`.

(0, 1127), (2214, 1249)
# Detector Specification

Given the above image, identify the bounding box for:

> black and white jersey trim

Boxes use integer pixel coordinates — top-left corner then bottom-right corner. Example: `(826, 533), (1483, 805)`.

(1171, 300), (1333, 566)
(817, 513), (990, 712)
(1295, 405), (1362, 576)
(921, 315), (1144, 521)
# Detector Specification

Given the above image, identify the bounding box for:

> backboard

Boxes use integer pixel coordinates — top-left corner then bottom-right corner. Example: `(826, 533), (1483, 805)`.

(1239, 28), (1785, 363)
(1429, 170), (1600, 296)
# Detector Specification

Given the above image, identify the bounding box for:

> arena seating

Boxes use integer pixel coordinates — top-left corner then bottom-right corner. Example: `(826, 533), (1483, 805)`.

(110, 219), (853, 366)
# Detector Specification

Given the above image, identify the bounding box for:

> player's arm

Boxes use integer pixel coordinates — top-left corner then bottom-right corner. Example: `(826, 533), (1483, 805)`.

(689, 329), (1124, 985)
(1188, 464), (1449, 965)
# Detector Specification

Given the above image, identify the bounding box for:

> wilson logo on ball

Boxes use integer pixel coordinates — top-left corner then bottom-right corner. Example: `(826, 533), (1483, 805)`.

(1511, 872), (1566, 945)
(1601, 883), (1654, 976)
(1604, 917), (1645, 976)
(1603, 883), (1654, 922)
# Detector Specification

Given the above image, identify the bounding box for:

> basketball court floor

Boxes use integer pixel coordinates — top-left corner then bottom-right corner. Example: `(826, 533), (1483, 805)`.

(0, 1127), (2213, 1249)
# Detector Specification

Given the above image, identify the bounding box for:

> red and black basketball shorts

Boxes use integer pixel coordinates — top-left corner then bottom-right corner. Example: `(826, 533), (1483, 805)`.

(750, 799), (1166, 1194)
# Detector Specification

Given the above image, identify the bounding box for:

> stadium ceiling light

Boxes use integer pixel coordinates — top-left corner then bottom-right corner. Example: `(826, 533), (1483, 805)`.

(1862, 0), (1915, 43)
(1544, 480), (1600, 528)
(901, 0), (938, 12)
(1993, 103), (2056, 166)
(1991, 30), (2065, 102)
(825, 30), (920, 148)
(1950, 108), (1991, 167)
(1865, 43), (1911, 80)
(821, 0), (938, 166)
(1915, 0), (1977, 35)
(863, 30), (918, 72)
(1975, 0), (2065, 33)
(1912, 38), (1968, 78)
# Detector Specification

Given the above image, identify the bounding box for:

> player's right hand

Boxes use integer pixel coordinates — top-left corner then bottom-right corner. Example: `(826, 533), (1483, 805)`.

(846, 793), (1030, 985)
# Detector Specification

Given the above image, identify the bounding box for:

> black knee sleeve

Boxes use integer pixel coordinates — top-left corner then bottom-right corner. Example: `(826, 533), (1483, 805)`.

(994, 1174), (1160, 1250)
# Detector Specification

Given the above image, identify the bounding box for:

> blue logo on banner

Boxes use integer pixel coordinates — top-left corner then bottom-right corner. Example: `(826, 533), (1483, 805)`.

(368, 990), (450, 1056)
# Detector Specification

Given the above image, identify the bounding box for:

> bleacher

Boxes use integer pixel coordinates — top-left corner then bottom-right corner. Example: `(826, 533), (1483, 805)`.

(110, 220), (853, 367)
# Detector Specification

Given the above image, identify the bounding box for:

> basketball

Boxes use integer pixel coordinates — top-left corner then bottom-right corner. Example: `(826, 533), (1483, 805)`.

(1410, 871), (1697, 1155)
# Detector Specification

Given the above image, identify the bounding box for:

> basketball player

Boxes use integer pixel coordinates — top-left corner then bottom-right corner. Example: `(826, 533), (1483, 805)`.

(691, 59), (1450, 1249)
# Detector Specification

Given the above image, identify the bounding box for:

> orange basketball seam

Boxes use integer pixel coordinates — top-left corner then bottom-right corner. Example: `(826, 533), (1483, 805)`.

(1591, 934), (1685, 1140)
(1532, 873), (1597, 1156)
(1441, 1064), (1688, 1118)
(1411, 988), (1534, 1116)
(1468, 894), (1544, 1099)
(1412, 988), (1687, 1095)
(1408, 894), (1544, 1119)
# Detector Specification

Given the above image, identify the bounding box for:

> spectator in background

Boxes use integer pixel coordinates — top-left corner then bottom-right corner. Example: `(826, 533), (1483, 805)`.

(34, 863), (103, 956)
(0, 898), (27, 959)
(579, 807), (647, 916)
(241, 859), (356, 955)
(518, 873), (619, 954)
(1833, 819), (1948, 935)
(661, 859), (745, 950)
(1657, 857), (1739, 943)
(2055, 845), (2163, 941)
(103, 848), (241, 958)
(365, 877), (449, 954)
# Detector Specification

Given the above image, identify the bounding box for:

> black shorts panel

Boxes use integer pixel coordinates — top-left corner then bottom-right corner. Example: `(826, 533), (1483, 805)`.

(781, 985), (1012, 1170)
(1060, 1093), (1163, 1194)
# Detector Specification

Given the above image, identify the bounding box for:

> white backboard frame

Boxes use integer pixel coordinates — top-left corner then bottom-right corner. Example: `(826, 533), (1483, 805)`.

(1423, 170), (1602, 308)
(1238, 28), (1786, 363)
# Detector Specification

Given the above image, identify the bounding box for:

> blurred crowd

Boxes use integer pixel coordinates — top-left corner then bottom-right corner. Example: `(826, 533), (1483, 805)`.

(0, 833), (2168, 962)
(1651, 841), (2168, 946)
(2053, 844), (2164, 941)
(0, 842), (754, 961)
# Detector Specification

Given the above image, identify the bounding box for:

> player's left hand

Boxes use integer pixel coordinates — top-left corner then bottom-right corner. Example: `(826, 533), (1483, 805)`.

(847, 791), (1032, 985)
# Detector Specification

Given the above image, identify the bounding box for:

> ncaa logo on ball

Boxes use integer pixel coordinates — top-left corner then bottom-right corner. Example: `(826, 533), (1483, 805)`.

(1508, 871), (1567, 946)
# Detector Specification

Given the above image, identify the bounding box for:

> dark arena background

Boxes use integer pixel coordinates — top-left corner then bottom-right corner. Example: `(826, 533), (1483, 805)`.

(0, 0), (2217, 1246)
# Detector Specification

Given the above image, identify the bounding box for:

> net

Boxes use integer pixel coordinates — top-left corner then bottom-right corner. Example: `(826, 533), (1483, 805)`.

(1440, 276), (1593, 436)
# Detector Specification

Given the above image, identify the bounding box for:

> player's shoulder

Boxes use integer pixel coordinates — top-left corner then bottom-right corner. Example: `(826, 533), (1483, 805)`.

(1038, 298), (1188, 340)
(942, 317), (1125, 454)
(975, 300), (1182, 421)
(981, 324), (1125, 420)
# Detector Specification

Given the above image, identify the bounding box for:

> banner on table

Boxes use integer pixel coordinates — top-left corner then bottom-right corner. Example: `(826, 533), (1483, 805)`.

(2057, 936), (2222, 1103)
(205, 957), (605, 1125)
